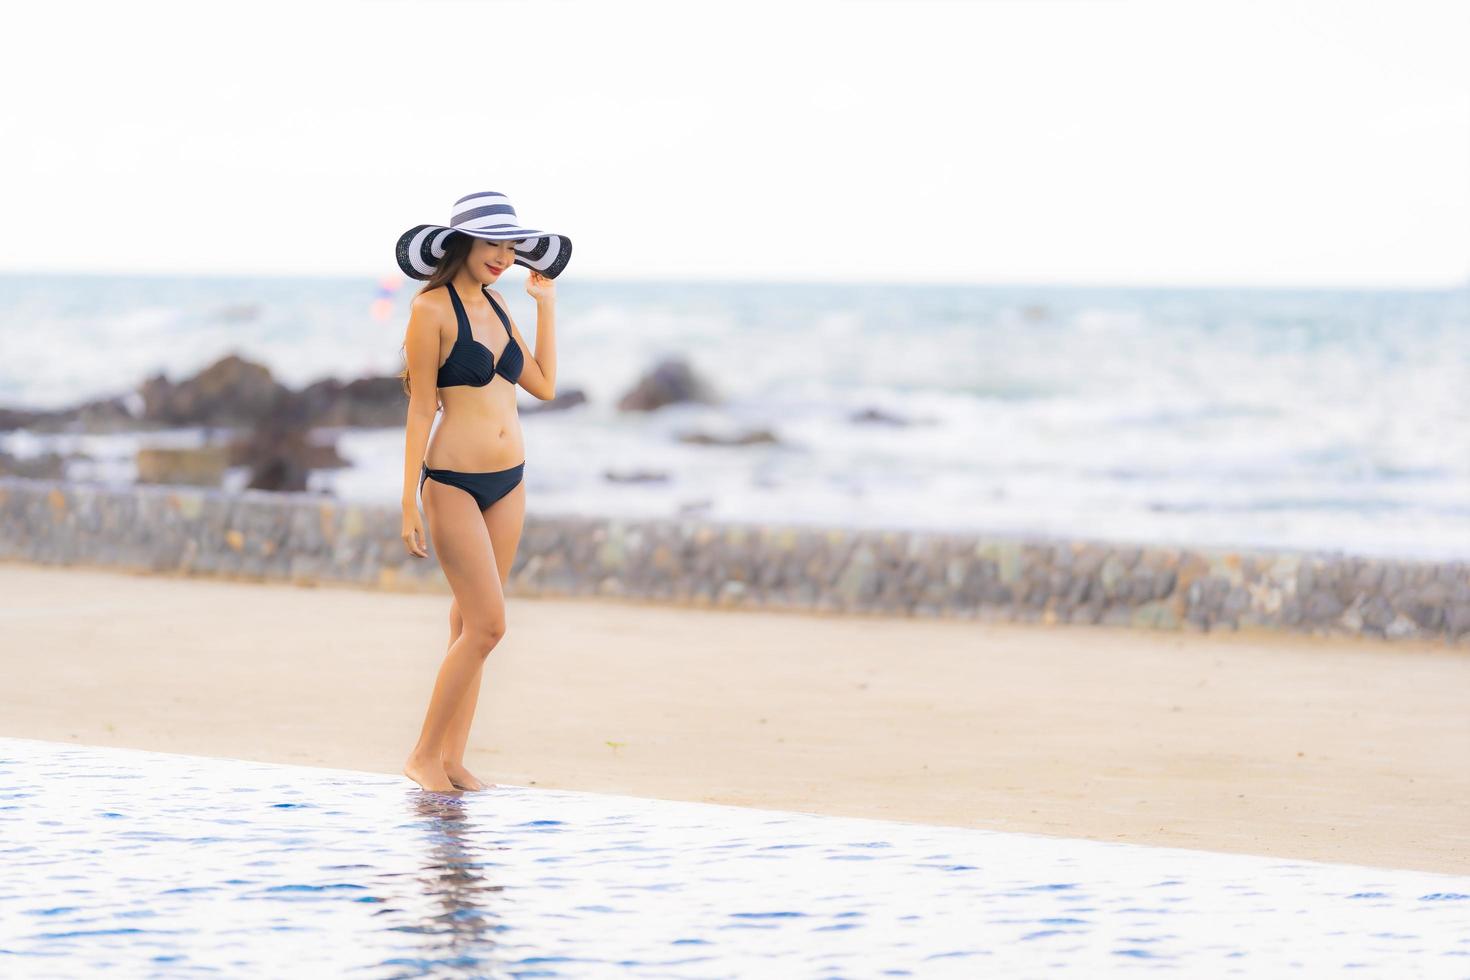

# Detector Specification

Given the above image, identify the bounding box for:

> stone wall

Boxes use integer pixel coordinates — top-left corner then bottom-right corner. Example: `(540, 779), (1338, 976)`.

(2, 476), (1466, 644)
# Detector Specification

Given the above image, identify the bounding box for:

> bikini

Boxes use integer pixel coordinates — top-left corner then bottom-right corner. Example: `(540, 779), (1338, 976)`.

(419, 281), (527, 511)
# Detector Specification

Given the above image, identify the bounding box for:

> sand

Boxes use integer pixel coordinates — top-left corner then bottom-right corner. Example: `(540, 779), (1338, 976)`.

(2, 561), (1466, 876)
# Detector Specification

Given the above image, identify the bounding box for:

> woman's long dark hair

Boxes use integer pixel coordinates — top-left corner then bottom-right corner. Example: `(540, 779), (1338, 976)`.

(397, 233), (473, 398)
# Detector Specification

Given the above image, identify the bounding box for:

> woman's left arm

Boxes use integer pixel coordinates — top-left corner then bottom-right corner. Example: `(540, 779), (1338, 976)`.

(495, 273), (557, 400)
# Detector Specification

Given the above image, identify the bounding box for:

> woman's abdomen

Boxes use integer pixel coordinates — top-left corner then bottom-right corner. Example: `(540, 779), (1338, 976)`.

(424, 399), (524, 471)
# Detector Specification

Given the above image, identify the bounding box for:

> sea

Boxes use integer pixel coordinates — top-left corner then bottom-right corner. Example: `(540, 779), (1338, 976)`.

(1, 272), (1467, 562)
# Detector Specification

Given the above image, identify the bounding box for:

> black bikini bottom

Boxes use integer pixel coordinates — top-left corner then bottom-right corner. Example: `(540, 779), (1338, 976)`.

(420, 461), (525, 511)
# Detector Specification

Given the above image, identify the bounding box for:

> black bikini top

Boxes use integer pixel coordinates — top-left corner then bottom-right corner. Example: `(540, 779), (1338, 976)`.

(435, 281), (525, 389)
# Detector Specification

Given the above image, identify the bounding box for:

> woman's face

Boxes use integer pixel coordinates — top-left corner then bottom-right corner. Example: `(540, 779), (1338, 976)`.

(467, 236), (525, 283)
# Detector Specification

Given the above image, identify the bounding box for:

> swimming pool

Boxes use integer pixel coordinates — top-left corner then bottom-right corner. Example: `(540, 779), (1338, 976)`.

(1, 737), (1466, 977)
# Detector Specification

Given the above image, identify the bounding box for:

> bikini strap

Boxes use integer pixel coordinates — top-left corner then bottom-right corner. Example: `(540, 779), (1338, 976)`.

(482, 286), (514, 338)
(444, 282), (470, 342)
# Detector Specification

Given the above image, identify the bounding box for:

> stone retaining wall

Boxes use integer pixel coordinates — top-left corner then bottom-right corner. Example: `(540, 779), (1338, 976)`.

(2, 476), (1466, 645)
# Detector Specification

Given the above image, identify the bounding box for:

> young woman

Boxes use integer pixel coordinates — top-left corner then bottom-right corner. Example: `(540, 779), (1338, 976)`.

(392, 191), (572, 794)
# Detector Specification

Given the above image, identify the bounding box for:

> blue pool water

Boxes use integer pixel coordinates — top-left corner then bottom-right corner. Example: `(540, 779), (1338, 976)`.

(1, 737), (1467, 978)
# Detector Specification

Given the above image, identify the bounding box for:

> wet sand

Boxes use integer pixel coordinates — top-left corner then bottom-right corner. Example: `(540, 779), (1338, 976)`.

(3, 561), (1466, 876)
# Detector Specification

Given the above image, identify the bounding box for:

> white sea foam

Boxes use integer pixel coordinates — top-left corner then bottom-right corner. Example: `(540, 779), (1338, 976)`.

(1, 273), (1466, 560)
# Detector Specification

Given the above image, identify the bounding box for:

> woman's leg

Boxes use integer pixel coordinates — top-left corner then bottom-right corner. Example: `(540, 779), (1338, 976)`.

(441, 477), (527, 789)
(402, 476), (509, 793)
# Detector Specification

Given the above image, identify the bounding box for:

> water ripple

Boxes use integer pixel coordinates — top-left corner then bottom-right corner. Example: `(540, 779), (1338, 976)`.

(0, 736), (1466, 978)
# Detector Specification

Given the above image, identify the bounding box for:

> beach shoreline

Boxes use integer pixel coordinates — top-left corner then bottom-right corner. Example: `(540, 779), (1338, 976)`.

(3, 560), (1467, 876)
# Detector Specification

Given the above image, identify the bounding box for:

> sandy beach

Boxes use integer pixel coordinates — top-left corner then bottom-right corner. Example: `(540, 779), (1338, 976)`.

(3, 560), (1466, 876)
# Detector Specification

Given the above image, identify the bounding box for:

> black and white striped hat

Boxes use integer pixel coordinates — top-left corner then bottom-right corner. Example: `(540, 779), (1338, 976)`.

(395, 191), (572, 280)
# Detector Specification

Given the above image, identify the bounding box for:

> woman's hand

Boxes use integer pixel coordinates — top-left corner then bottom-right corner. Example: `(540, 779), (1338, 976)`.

(526, 269), (556, 303)
(402, 506), (429, 558)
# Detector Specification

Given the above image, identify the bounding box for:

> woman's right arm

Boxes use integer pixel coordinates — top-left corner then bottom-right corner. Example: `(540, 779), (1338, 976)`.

(401, 295), (442, 552)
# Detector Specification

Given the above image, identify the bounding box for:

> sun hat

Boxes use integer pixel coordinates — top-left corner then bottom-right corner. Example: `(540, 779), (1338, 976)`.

(395, 190), (572, 280)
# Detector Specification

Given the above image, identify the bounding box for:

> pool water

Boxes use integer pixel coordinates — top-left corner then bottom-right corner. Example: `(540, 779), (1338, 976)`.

(1, 737), (1466, 977)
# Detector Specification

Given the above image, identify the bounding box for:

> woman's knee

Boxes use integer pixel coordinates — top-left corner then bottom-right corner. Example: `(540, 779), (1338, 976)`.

(459, 617), (506, 653)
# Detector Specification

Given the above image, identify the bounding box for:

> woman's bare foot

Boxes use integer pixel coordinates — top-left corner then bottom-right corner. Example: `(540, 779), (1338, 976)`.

(403, 753), (459, 793)
(444, 761), (494, 791)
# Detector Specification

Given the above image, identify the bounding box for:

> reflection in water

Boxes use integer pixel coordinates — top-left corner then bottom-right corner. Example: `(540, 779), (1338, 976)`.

(374, 792), (510, 973)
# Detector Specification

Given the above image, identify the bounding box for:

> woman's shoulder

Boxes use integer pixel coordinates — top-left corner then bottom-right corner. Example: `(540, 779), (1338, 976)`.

(407, 286), (455, 337)
(410, 284), (451, 313)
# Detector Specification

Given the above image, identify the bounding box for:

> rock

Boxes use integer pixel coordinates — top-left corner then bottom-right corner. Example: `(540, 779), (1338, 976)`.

(604, 469), (670, 483)
(0, 351), (583, 445)
(617, 358), (720, 411)
(1099, 553), (1128, 596)
(1361, 594), (1396, 630)
(246, 452), (313, 492)
(291, 376), (406, 428)
(849, 407), (913, 426)
(0, 407), (58, 431)
(0, 449), (68, 479)
(1221, 586), (1250, 617)
(1151, 568), (1177, 600)
(521, 389), (588, 414)
(229, 399), (349, 492)
(1131, 600), (1180, 630)
(676, 428), (779, 446)
(1398, 580), (1448, 630)
(135, 446), (231, 486)
(1446, 604), (1470, 639)
(140, 353), (286, 427)
(1304, 590), (1346, 622)
(72, 395), (140, 433)
(0, 395), (138, 434)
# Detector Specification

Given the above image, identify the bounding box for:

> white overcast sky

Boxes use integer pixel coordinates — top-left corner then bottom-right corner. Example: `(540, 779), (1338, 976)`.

(2, 0), (1466, 287)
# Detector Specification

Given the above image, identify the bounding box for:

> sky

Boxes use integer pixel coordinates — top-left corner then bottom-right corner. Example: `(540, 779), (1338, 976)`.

(2, 0), (1466, 288)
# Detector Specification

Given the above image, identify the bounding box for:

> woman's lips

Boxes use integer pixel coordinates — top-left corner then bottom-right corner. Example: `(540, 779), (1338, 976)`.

(487, 264), (503, 274)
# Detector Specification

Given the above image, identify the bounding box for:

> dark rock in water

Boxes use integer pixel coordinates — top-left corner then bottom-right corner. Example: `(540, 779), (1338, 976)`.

(676, 428), (779, 446)
(235, 427), (318, 492)
(136, 446), (230, 487)
(293, 376), (406, 428)
(604, 468), (670, 483)
(849, 406), (938, 427)
(0, 354), (462, 436)
(521, 388), (588, 414)
(138, 355), (406, 430)
(246, 451), (313, 493)
(0, 449), (67, 479)
(229, 398), (350, 492)
(850, 407), (910, 426)
(0, 406), (62, 432)
(72, 395), (140, 432)
(140, 353), (286, 427)
(618, 358), (720, 411)
(0, 395), (138, 434)
(292, 437), (349, 470)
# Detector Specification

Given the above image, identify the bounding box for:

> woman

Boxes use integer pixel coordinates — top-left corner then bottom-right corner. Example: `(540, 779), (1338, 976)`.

(392, 191), (572, 794)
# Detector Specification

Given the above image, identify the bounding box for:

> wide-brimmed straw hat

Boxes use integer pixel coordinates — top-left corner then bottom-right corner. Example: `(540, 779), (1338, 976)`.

(395, 190), (572, 280)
